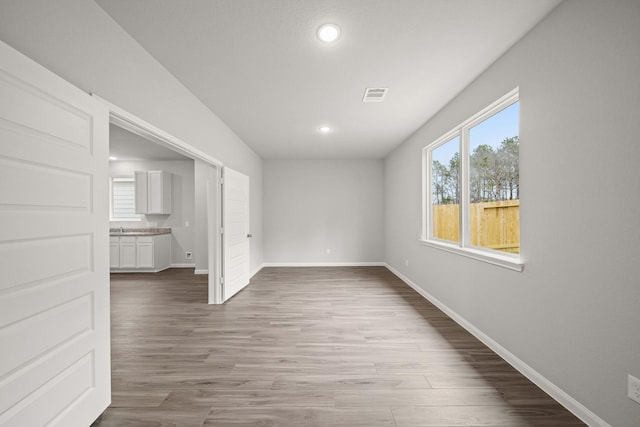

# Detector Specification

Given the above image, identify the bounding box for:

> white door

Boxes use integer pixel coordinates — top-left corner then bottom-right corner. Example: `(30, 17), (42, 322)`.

(0, 40), (110, 426)
(222, 167), (250, 301)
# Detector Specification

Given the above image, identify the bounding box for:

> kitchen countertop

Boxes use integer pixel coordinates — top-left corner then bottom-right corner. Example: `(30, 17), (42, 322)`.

(110, 227), (172, 236)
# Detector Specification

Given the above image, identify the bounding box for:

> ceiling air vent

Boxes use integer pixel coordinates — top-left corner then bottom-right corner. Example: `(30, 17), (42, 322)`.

(363, 87), (388, 103)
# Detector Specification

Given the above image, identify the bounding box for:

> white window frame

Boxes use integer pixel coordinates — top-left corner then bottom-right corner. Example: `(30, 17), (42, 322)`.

(110, 176), (142, 222)
(421, 88), (523, 271)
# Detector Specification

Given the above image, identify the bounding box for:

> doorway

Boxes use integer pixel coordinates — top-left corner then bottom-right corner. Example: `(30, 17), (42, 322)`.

(101, 97), (224, 304)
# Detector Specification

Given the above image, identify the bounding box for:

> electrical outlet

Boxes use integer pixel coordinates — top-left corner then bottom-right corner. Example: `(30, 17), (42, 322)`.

(185, 251), (192, 260)
(629, 374), (640, 404)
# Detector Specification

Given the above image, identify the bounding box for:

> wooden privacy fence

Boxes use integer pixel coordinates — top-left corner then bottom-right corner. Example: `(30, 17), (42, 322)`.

(432, 200), (520, 253)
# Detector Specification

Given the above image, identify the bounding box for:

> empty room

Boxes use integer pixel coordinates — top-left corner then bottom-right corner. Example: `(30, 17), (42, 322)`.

(0, 1), (638, 426)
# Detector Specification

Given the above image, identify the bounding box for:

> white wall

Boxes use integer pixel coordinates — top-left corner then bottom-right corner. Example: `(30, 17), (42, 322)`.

(0, 0), (263, 274)
(384, 1), (640, 426)
(4, 0), (639, 424)
(264, 159), (384, 264)
(110, 160), (195, 267)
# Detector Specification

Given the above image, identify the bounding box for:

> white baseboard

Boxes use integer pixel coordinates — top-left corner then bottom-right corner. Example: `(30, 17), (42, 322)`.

(194, 262), (378, 281)
(384, 263), (610, 427)
(196, 263), (306, 279)
(261, 262), (385, 268)
(170, 263), (196, 269)
(195, 265), (264, 278)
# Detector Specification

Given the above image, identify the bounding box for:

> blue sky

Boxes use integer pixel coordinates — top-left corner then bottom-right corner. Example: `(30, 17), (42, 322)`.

(432, 102), (519, 166)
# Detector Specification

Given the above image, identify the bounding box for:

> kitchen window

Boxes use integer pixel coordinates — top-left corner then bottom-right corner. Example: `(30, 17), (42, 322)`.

(111, 177), (141, 221)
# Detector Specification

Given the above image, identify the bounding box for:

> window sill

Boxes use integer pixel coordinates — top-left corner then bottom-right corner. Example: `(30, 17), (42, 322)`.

(419, 239), (524, 272)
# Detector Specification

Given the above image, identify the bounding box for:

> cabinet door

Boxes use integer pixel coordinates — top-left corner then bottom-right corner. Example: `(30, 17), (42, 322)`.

(136, 236), (154, 268)
(153, 234), (171, 271)
(109, 243), (120, 268)
(120, 240), (137, 268)
(134, 170), (148, 214)
(137, 244), (154, 268)
(160, 171), (172, 214)
(148, 171), (171, 214)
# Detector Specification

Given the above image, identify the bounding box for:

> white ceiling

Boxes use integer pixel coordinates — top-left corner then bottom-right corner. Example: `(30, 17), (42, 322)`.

(96, 0), (561, 160)
(109, 125), (190, 161)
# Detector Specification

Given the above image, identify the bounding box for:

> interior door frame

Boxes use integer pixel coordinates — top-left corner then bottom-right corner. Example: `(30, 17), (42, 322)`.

(93, 95), (225, 304)
(207, 164), (223, 304)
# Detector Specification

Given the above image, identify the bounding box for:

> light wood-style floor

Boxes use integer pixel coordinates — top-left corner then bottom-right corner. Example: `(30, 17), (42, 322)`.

(93, 267), (584, 426)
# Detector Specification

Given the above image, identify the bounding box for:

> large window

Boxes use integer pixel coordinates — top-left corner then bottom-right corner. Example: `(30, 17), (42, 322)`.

(422, 89), (522, 271)
(111, 177), (141, 221)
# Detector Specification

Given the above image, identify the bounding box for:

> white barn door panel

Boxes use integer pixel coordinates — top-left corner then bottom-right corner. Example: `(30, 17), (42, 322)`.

(0, 41), (110, 426)
(222, 167), (250, 301)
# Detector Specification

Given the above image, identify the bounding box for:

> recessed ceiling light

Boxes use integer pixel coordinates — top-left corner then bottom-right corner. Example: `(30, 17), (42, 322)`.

(317, 24), (341, 43)
(109, 156), (118, 161)
(318, 126), (332, 134)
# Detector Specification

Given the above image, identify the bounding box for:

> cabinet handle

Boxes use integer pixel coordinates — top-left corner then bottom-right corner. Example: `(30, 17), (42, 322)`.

(247, 233), (252, 238)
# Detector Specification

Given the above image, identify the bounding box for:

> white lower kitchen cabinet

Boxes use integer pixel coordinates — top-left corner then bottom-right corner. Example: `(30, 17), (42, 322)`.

(119, 237), (137, 268)
(110, 234), (171, 272)
(109, 237), (120, 268)
(136, 239), (154, 268)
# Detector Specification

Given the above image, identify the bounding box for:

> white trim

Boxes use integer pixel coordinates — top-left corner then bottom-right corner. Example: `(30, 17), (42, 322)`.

(384, 263), (611, 427)
(460, 125), (470, 247)
(170, 263), (196, 268)
(92, 94), (223, 168)
(111, 267), (171, 273)
(420, 239), (524, 272)
(262, 262), (386, 268)
(194, 269), (208, 275)
(447, 87), (520, 139)
(207, 169), (223, 304)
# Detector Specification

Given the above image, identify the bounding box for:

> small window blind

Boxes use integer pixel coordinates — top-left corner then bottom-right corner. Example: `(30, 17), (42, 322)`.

(112, 177), (141, 221)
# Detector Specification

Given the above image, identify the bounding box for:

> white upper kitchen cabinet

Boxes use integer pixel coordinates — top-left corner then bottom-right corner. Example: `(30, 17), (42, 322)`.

(135, 170), (171, 214)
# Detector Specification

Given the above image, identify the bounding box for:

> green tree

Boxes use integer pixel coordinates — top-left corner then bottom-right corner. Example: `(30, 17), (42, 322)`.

(469, 137), (519, 202)
(470, 144), (496, 202)
(446, 152), (460, 204)
(496, 136), (519, 200)
(432, 153), (460, 205)
(433, 135), (518, 205)
(431, 159), (447, 204)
